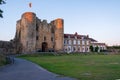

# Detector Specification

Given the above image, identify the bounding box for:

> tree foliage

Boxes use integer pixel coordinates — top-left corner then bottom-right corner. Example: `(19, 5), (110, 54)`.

(89, 45), (94, 52)
(0, 0), (6, 18)
(107, 46), (120, 49)
(95, 46), (99, 52)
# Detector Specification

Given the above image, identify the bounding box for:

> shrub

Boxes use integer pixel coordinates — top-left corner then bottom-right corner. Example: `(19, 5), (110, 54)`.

(95, 46), (99, 52)
(89, 45), (94, 52)
(0, 54), (6, 66)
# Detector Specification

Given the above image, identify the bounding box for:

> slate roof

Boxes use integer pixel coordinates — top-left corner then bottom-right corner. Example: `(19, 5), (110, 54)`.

(91, 42), (106, 45)
(89, 38), (97, 42)
(64, 32), (87, 39)
(64, 32), (97, 42)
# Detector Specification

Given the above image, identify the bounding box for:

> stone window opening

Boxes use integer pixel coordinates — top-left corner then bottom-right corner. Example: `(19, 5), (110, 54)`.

(19, 30), (21, 38)
(51, 27), (54, 33)
(36, 36), (39, 40)
(44, 36), (46, 41)
(36, 24), (39, 31)
(51, 37), (53, 42)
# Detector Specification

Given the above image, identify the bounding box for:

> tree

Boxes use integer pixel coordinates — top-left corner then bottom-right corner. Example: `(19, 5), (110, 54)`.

(89, 45), (94, 52)
(0, 0), (6, 18)
(95, 46), (99, 52)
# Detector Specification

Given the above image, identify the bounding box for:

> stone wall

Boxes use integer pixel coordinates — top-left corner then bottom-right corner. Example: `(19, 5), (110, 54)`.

(0, 41), (15, 54)
(53, 19), (64, 52)
(15, 12), (64, 53)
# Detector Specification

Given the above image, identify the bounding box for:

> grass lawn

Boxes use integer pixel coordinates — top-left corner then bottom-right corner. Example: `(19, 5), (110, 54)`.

(19, 54), (120, 80)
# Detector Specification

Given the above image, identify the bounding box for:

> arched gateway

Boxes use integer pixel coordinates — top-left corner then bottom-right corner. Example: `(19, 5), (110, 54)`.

(42, 42), (48, 52)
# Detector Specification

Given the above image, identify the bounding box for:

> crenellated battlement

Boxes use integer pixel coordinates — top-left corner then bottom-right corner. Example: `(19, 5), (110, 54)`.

(15, 12), (64, 53)
(22, 12), (36, 22)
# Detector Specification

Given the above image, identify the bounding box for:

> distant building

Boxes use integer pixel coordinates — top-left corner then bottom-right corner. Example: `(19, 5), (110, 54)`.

(64, 32), (90, 53)
(91, 42), (107, 52)
(64, 32), (107, 53)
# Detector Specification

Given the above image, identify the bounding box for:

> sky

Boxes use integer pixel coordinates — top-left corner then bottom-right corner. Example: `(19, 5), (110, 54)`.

(0, 0), (120, 46)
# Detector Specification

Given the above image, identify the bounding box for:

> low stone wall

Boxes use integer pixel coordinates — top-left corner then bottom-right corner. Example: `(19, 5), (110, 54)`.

(0, 41), (15, 55)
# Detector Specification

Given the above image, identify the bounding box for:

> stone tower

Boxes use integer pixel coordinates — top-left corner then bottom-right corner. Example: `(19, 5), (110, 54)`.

(15, 12), (37, 53)
(53, 19), (64, 52)
(15, 12), (64, 53)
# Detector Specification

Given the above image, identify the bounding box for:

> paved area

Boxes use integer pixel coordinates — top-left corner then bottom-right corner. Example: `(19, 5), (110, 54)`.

(0, 58), (77, 80)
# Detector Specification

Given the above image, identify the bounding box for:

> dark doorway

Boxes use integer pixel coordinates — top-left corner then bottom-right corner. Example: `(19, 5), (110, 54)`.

(42, 42), (48, 52)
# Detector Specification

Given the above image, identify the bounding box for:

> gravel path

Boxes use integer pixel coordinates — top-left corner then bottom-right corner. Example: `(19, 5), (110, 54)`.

(0, 58), (77, 80)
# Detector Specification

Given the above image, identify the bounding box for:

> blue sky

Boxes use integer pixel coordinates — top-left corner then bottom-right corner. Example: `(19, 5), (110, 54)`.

(0, 0), (120, 46)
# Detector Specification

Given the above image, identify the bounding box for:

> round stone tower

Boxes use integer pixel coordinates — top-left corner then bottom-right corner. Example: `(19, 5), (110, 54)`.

(54, 18), (64, 52)
(20, 12), (36, 53)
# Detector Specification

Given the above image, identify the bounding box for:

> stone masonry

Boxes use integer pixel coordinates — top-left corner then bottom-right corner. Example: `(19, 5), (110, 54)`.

(14, 12), (64, 53)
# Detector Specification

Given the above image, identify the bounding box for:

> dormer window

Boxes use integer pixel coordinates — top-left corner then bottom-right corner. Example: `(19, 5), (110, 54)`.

(82, 37), (84, 39)
(75, 36), (77, 39)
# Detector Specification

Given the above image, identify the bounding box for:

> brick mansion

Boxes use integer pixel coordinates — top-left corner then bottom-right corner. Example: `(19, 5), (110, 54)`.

(0, 12), (107, 54)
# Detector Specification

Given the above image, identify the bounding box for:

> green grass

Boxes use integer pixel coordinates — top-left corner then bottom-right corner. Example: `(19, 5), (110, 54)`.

(0, 54), (6, 66)
(19, 53), (120, 80)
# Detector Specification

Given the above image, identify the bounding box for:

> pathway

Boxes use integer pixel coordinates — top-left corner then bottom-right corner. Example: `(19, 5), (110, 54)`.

(0, 58), (77, 80)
